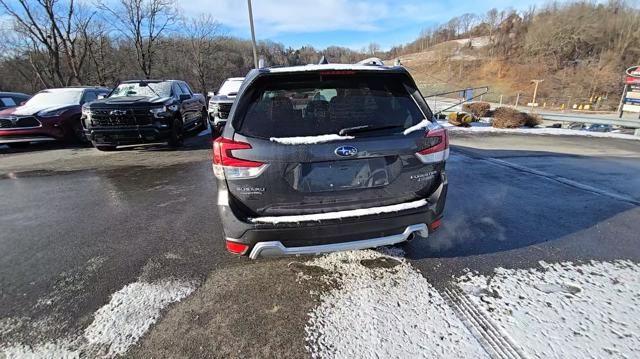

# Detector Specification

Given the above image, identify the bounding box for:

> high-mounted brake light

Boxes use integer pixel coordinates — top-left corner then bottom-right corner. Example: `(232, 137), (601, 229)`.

(212, 137), (267, 179)
(319, 70), (356, 76)
(415, 127), (449, 164)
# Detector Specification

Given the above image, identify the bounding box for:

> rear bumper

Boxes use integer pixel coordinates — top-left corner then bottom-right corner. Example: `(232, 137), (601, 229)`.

(249, 224), (428, 259)
(85, 126), (171, 145)
(218, 172), (448, 258)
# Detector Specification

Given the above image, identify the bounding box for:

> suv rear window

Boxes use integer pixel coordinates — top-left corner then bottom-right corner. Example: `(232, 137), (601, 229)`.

(236, 73), (427, 138)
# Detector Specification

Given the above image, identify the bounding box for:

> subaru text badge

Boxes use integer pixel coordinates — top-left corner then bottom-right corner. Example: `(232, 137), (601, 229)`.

(335, 146), (358, 157)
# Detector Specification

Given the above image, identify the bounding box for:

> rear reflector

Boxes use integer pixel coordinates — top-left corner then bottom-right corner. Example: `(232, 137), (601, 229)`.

(429, 219), (442, 231)
(416, 127), (449, 164)
(226, 240), (249, 255)
(212, 137), (267, 179)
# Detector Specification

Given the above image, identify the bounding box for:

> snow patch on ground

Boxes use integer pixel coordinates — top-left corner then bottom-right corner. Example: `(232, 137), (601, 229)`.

(457, 260), (640, 358)
(270, 134), (355, 145)
(441, 121), (640, 141)
(304, 250), (488, 358)
(83, 279), (196, 357)
(1, 278), (196, 358)
(250, 199), (428, 224)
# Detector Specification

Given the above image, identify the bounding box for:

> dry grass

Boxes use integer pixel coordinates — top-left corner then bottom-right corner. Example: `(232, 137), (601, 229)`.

(492, 107), (542, 128)
(462, 102), (491, 117)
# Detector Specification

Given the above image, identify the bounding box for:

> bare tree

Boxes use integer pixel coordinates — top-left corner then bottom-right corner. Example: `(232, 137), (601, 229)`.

(367, 42), (381, 56)
(459, 13), (478, 43)
(98, 0), (178, 78)
(183, 15), (222, 93)
(0, 0), (95, 86)
(445, 17), (460, 40)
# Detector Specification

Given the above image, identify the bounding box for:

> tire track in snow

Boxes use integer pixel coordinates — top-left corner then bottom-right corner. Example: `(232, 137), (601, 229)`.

(442, 286), (530, 359)
(457, 260), (640, 358)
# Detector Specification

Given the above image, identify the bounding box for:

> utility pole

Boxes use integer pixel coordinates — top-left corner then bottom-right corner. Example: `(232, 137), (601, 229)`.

(247, 0), (259, 69)
(531, 79), (544, 106)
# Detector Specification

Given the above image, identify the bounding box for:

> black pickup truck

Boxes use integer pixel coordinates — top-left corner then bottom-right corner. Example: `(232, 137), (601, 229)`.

(81, 80), (207, 151)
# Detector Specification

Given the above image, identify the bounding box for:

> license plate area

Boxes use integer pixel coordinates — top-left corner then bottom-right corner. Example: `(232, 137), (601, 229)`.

(289, 158), (391, 192)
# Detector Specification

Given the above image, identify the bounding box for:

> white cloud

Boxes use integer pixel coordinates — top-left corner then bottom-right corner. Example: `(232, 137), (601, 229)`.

(177, 0), (572, 43)
(180, 0), (388, 35)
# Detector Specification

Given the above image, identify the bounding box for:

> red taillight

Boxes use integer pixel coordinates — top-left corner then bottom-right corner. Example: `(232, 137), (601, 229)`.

(213, 137), (263, 167)
(226, 240), (249, 255)
(212, 137), (267, 179)
(416, 127), (449, 163)
(418, 128), (448, 154)
(429, 219), (442, 232)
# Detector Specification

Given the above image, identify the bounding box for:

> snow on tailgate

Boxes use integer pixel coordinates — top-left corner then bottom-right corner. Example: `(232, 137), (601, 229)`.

(303, 249), (488, 358)
(250, 199), (428, 224)
(457, 260), (640, 358)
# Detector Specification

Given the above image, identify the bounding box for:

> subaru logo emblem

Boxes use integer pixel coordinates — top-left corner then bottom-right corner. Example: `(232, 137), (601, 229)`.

(335, 146), (358, 157)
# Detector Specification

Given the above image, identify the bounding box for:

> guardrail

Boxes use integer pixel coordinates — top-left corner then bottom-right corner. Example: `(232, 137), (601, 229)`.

(540, 113), (640, 136)
(425, 94), (640, 136)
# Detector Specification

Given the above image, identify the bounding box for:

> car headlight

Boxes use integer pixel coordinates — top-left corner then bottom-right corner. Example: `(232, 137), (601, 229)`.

(209, 103), (219, 115)
(81, 105), (92, 118)
(149, 106), (170, 118)
(38, 108), (69, 118)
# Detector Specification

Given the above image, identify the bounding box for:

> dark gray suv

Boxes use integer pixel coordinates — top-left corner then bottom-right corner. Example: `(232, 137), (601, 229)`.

(213, 63), (449, 258)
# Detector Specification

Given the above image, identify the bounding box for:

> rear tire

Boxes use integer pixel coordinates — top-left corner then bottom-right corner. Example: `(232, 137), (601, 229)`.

(71, 124), (90, 146)
(94, 144), (117, 151)
(197, 108), (208, 132)
(168, 118), (184, 148)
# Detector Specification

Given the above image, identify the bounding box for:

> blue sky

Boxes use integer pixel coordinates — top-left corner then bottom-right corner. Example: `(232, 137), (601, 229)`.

(180, 0), (556, 50)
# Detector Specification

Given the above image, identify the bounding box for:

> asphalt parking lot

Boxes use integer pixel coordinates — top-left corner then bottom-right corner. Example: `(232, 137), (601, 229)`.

(1, 132), (640, 358)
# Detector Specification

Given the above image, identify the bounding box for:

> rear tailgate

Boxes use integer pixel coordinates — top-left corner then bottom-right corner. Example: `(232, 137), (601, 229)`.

(227, 132), (443, 216)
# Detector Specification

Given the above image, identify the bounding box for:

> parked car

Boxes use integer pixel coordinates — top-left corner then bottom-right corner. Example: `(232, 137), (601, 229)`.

(213, 61), (449, 258)
(82, 80), (207, 151)
(208, 77), (244, 138)
(0, 92), (31, 110)
(0, 87), (109, 148)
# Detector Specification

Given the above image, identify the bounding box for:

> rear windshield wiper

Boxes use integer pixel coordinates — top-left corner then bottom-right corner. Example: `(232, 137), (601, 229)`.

(338, 124), (403, 136)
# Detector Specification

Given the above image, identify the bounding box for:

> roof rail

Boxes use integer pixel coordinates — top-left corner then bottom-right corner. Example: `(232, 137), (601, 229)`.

(357, 57), (385, 66)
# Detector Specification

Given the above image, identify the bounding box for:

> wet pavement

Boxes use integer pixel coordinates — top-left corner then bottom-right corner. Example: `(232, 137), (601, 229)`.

(1, 132), (639, 357)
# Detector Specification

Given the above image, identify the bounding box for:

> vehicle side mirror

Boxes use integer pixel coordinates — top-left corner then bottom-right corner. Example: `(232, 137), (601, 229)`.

(97, 94), (106, 100)
(179, 94), (191, 101)
(208, 91), (216, 97)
